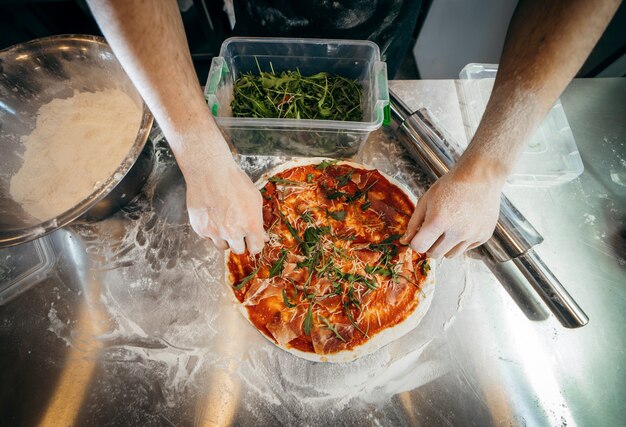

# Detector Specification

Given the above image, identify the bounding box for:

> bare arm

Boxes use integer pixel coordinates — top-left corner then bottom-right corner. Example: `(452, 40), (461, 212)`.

(459, 0), (620, 183)
(402, 0), (620, 258)
(87, 0), (265, 254)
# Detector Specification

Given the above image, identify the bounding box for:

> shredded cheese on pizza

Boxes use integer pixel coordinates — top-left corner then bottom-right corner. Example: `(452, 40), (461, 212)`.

(227, 160), (430, 355)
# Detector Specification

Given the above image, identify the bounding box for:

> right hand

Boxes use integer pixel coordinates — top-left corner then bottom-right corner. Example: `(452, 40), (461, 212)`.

(184, 155), (267, 254)
(400, 164), (502, 258)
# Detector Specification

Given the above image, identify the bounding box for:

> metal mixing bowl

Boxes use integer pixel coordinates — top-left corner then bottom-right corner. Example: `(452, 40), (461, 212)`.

(0, 35), (154, 248)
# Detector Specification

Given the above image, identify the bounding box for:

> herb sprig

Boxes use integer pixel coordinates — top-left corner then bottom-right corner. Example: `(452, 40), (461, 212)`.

(282, 289), (296, 308)
(303, 302), (315, 336)
(233, 266), (260, 291)
(268, 176), (305, 186)
(269, 249), (288, 277)
(316, 159), (339, 170)
(318, 315), (347, 342)
(329, 211), (346, 221)
(232, 64), (363, 122)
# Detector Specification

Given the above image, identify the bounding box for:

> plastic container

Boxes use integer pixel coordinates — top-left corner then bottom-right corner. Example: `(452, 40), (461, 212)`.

(458, 63), (584, 186)
(205, 37), (389, 158)
(0, 236), (55, 304)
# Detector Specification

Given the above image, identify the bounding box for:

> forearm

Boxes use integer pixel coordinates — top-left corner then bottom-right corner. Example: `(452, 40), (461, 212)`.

(86, 0), (231, 171)
(456, 0), (620, 183)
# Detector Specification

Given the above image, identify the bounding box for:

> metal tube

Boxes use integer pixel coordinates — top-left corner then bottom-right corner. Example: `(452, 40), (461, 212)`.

(389, 89), (589, 328)
(512, 249), (590, 328)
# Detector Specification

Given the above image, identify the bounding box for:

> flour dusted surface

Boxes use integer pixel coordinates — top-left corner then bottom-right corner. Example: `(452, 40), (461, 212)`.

(10, 89), (142, 221)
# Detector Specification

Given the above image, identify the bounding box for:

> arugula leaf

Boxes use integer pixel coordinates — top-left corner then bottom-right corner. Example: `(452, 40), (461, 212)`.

(343, 302), (369, 337)
(369, 238), (400, 268)
(326, 191), (346, 200)
(332, 281), (342, 295)
(380, 233), (404, 245)
(420, 259), (431, 275)
(278, 210), (303, 244)
(301, 226), (330, 255)
(344, 189), (362, 203)
(336, 170), (354, 187)
(318, 315), (346, 342)
(334, 269), (378, 290)
(337, 234), (357, 241)
(260, 187), (267, 194)
(268, 176), (304, 186)
(269, 249), (288, 277)
(346, 179), (378, 203)
(286, 277), (298, 295)
(361, 201), (372, 210)
(361, 179), (379, 194)
(369, 234), (403, 251)
(233, 266), (259, 290)
(297, 250), (318, 269)
(389, 263), (400, 283)
(315, 159), (338, 170)
(282, 289), (296, 308)
(329, 211), (346, 221)
(306, 173), (314, 183)
(346, 283), (362, 311)
(365, 265), (392, 276)
(331, 245), (350, 259)
(303, 303), (314, 336)
(301, 211), (314, 223)
(314, 255), (336, 278)
(359, 276), (378, 290)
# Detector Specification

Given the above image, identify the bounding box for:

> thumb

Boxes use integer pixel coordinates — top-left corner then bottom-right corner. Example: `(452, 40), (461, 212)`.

(400, 197), (426, 244)
(410, 210), (444, 254)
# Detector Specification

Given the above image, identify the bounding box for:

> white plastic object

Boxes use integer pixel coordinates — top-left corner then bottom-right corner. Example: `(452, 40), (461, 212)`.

(0, 236), (55, 304)
(458, 63), (584, 187)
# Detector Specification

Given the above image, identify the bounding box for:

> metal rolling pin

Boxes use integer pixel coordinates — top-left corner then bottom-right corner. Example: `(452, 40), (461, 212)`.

(389, 90), (589, 328)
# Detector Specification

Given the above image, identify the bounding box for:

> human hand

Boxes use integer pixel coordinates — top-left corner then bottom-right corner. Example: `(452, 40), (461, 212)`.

(400, 166), (502, 258)
(184, 155), (266, 254)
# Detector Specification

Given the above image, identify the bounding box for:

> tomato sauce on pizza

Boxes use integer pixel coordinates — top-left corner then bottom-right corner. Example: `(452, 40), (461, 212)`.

(227, 160), (431, 356)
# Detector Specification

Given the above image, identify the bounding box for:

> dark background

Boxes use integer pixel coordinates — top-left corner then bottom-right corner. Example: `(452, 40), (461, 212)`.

(1, 0), (625, 81)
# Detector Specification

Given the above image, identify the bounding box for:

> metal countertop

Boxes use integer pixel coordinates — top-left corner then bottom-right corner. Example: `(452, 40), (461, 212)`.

(0, 78), (624, 426)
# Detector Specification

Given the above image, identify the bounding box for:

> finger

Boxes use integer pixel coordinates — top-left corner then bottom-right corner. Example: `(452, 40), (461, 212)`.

(212, 238), (229, 251)
(409, 215), (444, 254)
(400, 200), (426, 244)
(188, 213), (213, 238)
(467, 241), (482, 250)
(463, 240), (484, 255)
(429, 234), (459, 259)
(445, 240), (470, 258)
(245, 234), (265, 255)
(227, 235), (246, 255)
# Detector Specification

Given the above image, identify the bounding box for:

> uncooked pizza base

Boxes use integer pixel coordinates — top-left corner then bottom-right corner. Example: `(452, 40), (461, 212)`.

(225, 158), (435, 363)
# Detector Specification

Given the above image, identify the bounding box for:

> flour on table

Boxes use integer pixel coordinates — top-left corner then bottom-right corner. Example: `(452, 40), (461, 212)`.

(9, 88), (142, 221)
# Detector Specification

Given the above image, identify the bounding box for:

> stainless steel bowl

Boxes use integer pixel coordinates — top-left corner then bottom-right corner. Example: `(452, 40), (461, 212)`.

(0, 35), (154, 248)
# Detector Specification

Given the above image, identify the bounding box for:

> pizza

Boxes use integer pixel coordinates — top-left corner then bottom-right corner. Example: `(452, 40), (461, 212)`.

(226, 158), (435, 362)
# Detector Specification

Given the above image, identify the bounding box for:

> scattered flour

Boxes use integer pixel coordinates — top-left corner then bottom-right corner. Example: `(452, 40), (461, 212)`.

(47, 304), (71, 347)
(42, 127), (470, 422)
(9, 88), (142, 221)
(583, 213), (596, 225)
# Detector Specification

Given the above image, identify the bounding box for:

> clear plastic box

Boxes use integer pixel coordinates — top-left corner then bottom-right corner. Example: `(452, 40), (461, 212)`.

(205, 37), (389, 158)
(458, 63), (584, 186)
(0, 236), (55, 304)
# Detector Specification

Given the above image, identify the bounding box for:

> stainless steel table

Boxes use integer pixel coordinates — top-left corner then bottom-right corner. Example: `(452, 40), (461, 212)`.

(1, 78), (624, 426)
